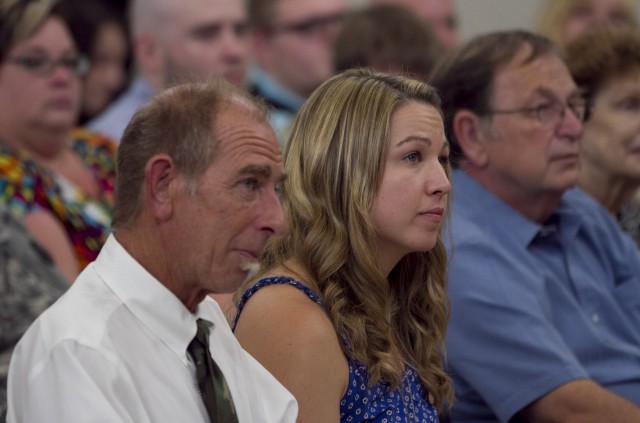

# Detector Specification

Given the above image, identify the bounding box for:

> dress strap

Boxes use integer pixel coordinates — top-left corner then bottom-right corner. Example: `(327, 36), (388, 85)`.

(232, 276), (323, 331)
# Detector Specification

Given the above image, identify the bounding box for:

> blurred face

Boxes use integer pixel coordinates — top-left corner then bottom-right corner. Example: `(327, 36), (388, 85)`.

(82, 22), (128, 118)
(479, 47), (583, 203)
(172, 100), (286, 297)
(371, 101), (450, 274)
(564, 0), (634, 44)
(385, 0), (458, 49)
(581, 70), (640, 184)
(421, 0), (458, 49)
(0, 16), (82, 137)
(161, 0), (249, 87)
(260, 0), (348, 98)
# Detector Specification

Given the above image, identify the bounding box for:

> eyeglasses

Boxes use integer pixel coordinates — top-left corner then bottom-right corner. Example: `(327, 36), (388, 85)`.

(483, 98), (587, 125)
(268, 12), (344, 38)
(5, 54), (91, 77)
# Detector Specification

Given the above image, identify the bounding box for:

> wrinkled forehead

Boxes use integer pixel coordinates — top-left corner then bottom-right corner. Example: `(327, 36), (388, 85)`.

(220, 95), (269, 123)
(491, 46), (576, 102)
(213, 97), (275, 145)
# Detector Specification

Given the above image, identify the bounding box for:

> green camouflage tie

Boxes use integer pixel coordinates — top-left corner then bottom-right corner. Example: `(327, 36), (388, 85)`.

(188, 318), (239, 423)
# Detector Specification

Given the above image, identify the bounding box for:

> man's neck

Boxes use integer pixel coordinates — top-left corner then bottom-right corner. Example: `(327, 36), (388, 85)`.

(464, 165), (564, 225)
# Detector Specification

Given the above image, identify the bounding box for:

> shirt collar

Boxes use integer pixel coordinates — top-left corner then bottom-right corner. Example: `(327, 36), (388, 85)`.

(131, 75), (156, 98)
(555, 188), (587, 242)
(452, 171), (587, 247)
(249, 65), (305, 112)
(452, 170), (542, 247)
(93, 235), (198, 365)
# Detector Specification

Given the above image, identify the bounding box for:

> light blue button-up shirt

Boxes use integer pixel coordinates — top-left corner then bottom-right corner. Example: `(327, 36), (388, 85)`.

(88, 76), (155, 144)
(445, 170), (640, 423)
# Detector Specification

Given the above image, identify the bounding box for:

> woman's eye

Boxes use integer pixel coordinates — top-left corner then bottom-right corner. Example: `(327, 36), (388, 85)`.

(616, 97), (640, 112)
(404, 152), (421, 163)
(439, 155), (450, 166)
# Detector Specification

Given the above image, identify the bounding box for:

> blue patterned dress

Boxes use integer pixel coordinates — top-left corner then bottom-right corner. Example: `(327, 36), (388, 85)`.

(233, 276), (440, 423)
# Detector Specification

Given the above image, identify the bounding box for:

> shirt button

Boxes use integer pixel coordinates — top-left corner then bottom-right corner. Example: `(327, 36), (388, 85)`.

(592, 313), (600, 323)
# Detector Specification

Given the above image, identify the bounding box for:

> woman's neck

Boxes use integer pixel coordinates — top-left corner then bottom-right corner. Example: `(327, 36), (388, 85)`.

(0, 125), (67, 161)
(579, 163), (640, 214)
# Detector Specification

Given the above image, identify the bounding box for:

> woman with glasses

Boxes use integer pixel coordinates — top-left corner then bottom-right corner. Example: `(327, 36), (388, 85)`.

(566, 28), (640, 247)
(0, 0), (116, 281)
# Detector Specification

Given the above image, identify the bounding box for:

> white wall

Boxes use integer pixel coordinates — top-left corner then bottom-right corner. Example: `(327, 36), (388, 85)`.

(454, 0), (545, 42)
(352, 0), (640, 43)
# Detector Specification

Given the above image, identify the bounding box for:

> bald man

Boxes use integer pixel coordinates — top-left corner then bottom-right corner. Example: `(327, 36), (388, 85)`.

(88, 0), (250, 142)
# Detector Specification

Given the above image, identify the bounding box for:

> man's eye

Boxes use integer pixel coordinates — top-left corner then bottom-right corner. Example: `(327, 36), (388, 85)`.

(533, 103), (554, 113)
(240, 178), (258, 189)
(530, 103), (558, 120)
(193, 26), (222, 41)
(235, 23), (249, 37)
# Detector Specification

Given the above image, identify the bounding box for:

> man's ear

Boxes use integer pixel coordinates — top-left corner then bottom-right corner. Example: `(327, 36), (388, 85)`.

(453, 109), (490, 168)
(144, 154), (178, 221)
(251, 29), (271, 67)
(134, 32), (163, 85)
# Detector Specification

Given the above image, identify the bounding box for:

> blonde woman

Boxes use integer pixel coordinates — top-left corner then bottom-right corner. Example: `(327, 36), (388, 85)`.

(233, 69), (453, 422)
(537, 0), (637, 49)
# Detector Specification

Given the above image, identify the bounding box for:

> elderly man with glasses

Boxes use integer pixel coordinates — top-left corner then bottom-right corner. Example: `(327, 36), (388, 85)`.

(430, 30), (640, 423)
(247, 0), (348, 147)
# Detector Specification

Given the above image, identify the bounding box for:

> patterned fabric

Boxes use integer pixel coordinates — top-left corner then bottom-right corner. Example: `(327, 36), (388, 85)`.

(0, 127), (116, 269)
(234, 276), (439, 423)
(619, 200), (640, 249)
(0, 204), (68, 421)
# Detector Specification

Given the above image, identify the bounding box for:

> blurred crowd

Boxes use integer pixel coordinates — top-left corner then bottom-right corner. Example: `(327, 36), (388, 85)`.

(2, 0), (640, 421)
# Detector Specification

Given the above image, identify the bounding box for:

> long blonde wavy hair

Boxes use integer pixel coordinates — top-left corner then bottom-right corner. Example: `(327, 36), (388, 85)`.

(241, 68), (453, 410)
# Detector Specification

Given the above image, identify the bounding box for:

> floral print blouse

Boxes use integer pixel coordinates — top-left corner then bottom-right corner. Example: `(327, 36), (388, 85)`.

(0, 128), (116, 269)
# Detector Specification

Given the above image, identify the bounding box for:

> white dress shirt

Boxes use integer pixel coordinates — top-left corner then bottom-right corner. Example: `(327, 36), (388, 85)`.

(7, 235), (298, 423)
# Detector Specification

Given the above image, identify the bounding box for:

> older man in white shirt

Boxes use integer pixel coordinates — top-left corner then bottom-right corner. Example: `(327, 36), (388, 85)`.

(7, 78), (296, 422)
